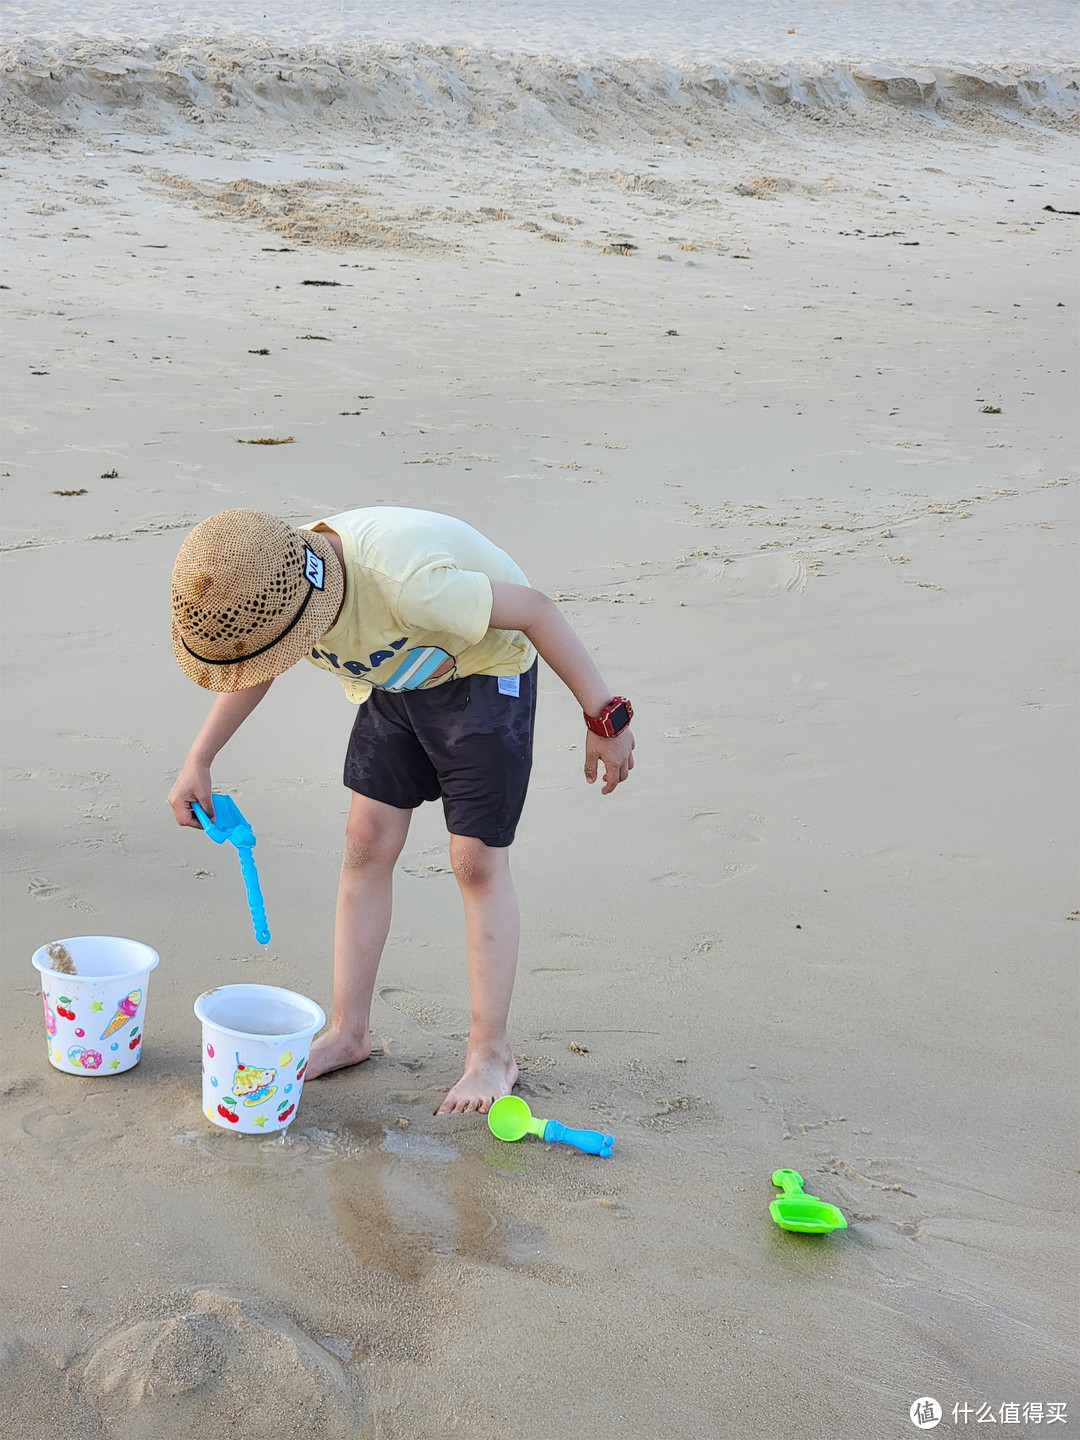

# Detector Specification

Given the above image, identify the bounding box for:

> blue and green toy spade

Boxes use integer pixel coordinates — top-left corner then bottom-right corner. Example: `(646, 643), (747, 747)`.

(488, 1095), (613, 1157)
(192, 795), (270, 945)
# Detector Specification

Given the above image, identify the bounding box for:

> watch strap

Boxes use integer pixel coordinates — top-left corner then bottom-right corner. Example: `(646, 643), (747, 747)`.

(583, 697), (633, 738)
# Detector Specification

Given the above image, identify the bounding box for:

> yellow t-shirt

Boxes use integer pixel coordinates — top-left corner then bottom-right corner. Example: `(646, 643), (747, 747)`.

(303, 507), (536, 704)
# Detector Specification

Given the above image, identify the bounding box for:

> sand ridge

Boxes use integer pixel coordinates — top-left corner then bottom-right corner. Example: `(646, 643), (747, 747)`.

(2, 38), (1077, 145)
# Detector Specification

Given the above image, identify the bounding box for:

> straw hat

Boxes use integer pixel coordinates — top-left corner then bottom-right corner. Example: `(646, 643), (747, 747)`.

(171, 510), (343, 691)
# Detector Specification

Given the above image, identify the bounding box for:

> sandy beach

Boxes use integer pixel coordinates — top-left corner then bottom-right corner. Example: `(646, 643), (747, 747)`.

(1, 3), (1078, 1435)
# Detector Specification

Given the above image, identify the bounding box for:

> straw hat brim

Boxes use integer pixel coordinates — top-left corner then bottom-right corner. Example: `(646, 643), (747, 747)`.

(172, 528), (343, 692)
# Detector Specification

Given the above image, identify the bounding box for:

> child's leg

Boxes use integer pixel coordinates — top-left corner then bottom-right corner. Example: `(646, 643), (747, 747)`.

(436, 833), (520, 1114)
(307, 791), (412, 1080)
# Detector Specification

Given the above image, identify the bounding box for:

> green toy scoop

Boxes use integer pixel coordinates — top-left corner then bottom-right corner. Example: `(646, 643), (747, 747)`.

(488, 1095), (613, 1157)
(488, 1095), (544, 1141)
(770, 1169), (848, 1234)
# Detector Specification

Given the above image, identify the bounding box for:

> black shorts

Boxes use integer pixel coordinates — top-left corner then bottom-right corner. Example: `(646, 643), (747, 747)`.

(343, 664), (537, 847)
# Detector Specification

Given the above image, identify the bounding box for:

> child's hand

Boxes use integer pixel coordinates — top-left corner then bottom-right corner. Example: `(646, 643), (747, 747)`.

(168, 763), (214, 829)
(165, 685), (273, 829)
(584, 729), (635, 795)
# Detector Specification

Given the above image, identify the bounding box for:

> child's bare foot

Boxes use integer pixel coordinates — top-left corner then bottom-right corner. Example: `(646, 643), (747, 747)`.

(306, 1026), (373, 1080)
(436, 1045), (518, 1115)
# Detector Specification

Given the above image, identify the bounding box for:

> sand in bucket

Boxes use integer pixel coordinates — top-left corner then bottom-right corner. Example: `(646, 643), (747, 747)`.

(194, 984), (325, 1134)
(31, 936), (160, 1075)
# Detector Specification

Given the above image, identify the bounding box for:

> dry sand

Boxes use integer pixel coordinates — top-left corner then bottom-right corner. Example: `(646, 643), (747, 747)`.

(1, 9), (1078, 1437)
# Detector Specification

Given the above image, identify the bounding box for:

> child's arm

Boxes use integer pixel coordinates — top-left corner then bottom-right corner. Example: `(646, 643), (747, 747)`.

(488, 580), (634, 795)
(167, 679), (274, 828)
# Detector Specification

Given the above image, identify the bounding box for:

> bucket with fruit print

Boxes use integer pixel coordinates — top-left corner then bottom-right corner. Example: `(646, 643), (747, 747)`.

(31, 936), (159, 1076)
(193, 984), (325, 1134)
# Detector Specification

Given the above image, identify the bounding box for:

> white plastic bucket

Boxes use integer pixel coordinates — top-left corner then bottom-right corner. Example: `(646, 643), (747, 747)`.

(31, 936), (160, 1076)
(193, 984), (325, 1134)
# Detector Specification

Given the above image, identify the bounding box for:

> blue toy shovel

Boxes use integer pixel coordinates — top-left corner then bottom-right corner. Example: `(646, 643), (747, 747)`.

(488, 1095), (613, 1157)
(192, 794), (270, 945)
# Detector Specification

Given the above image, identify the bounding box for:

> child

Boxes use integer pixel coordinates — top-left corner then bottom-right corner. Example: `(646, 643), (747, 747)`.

(168, 506), (635, 1114)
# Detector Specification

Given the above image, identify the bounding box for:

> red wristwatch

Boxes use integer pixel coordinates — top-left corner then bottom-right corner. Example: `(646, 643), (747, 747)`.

(584, 697), (633, 738)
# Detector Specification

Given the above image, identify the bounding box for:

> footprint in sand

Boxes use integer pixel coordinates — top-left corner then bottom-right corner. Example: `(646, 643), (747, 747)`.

(25, 875), (95, 912)
(691, 810), (768, 845)
(377, 986), (469, 1040)
(27, 877), (61, 899)
(22, 1106), (83, 1142)
(75, 1290), (366, 1440)
(650, 863), (755, 886)
(21, 1101), (130, 1162)
(0, 1073), (45, 1105)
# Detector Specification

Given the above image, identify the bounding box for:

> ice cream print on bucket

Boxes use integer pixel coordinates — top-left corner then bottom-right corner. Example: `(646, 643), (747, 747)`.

(31, 937), (159, 1076)
(194, 984), (324, 1134)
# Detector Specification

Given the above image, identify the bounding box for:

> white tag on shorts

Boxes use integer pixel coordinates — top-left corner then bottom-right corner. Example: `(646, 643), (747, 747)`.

(497, 674), (520, 697)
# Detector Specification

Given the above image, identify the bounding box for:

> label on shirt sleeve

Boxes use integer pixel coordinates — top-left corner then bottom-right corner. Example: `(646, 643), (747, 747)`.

(497, 674), (520, 697)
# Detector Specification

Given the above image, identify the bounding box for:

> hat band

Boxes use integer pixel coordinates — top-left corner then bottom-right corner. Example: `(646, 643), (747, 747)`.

(180, 581), (316, 666)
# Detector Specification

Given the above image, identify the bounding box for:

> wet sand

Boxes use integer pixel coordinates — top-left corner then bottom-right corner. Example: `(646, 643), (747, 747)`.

(1, 11), (1078, 1438)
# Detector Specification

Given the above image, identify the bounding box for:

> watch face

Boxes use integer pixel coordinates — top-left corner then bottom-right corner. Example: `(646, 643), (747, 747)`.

(608, 702), (630, 733)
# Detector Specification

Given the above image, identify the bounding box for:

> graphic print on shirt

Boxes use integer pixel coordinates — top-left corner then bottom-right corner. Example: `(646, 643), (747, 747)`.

(310, 637), (458, 691)
(382, 647), (456, 691)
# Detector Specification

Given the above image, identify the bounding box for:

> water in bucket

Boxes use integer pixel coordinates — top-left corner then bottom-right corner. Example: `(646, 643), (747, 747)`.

(194, 983), (325, 1134)
(31, 936), (160, 1076)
